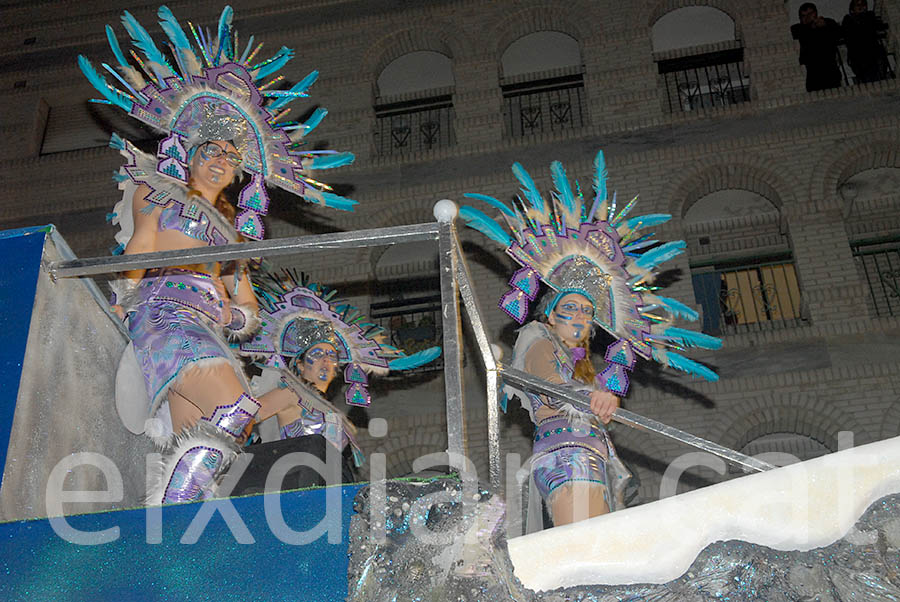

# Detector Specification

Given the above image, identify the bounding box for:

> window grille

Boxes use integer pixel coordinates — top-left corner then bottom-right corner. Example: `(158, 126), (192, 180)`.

(852, 240), (900, 317)
(369, 294), (444, 372)
(501, 73), (586, 138)
(657, 48), (750, 113)
(374, 94), (455, 156)
(692, 259), (804, 335)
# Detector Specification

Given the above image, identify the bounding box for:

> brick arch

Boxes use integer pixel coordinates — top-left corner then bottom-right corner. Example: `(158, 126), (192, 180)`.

(808, 135), (900, 202)
(362, 21), (473, 86)
(712, 391), (864, 454)
(668, 159), (797, 220)
(640, 0), (743, 33)
(486, 3), (593, 64)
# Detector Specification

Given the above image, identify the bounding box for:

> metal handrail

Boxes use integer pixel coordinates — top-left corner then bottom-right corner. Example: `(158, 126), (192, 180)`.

(45, 204), (774, 493)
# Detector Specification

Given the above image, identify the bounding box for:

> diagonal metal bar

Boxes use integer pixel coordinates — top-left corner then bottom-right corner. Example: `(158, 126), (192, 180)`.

(47, 223), (441, 278)
(451, 230), (502, 489)
(499, 366), (776, 473)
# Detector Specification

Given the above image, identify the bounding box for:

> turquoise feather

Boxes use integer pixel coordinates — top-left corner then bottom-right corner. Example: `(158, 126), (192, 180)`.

(635, 240), (686, 270)
(511, 162), (545, 213)
(388, 346), (442, 371)
(309, 152), (355, 170)
(655, 296), (699, 321)
(317, 191), (357, 212)
(253, 46), (294, 80)
(157, 6), (193, 53)
(121, 11), (173, 77)
(459, 206), (513, 246)
(78, 56), (133, 111)
(653, 349), (719, 382)
(299, 107), (327, 135)
(105, 25), (131, 70)
(550, 161), (575, 215)
(592, 150), (608, 203)
(662, 327), (722, 349)
(215, 5), (233, 64)
(269, 70), (319, 111)
(624, 213), (671, 231)
(108, 132), (126, 150)
(462, 193), (515, 218)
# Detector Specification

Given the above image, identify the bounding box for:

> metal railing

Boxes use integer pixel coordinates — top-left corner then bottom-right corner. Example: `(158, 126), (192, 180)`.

(501, 73), (586, 138)
(658, 47), (750, 113)
(853, 242), (900, 317)
(47, 204), (774, 491)
(374, 94), (455, 156)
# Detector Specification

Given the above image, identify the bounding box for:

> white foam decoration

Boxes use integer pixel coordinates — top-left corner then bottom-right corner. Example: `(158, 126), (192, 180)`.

(507, 436), (900, 590)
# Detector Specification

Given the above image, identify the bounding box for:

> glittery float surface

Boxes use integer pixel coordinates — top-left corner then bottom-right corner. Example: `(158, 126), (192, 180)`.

(348, 478), (900, 602)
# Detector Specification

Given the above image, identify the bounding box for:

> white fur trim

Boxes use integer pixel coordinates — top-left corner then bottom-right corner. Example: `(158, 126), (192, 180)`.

(223, 303), (260, 343)
(145, 420), (240, 506)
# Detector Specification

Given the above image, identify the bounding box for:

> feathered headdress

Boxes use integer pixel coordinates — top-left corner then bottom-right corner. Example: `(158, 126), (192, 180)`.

(459, 151), (721, 395)
(79, 5), (356, 240)
(240, 271), (442, 407)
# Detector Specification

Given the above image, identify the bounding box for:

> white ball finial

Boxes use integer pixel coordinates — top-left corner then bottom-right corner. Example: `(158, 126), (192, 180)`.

(433, 199), (458, 223)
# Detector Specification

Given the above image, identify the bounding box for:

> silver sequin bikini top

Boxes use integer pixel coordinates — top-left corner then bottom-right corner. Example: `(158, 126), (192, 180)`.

(156, 196), (237, 247)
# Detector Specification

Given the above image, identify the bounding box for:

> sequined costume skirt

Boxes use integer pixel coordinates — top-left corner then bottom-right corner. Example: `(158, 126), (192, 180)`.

(531, 415), (629, 504)
(281, 407), (365, 467)
(127, 269), (228, 407)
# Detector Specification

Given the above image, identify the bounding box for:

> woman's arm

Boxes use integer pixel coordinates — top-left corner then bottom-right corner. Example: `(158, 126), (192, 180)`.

(220, 266), (260, 341)
(524, 338), (619, 423)
(123, 184), (159, 281)
(256, 386), (298, 422)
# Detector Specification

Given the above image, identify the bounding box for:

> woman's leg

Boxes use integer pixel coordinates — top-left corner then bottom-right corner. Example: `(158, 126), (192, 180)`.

(548, 482), (609, 526)
(168, 361), (249, 431)
(149, 361), (260, 505)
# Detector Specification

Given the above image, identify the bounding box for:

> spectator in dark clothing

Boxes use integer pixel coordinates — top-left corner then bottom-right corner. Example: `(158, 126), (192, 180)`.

(842, 0), (891, 83)
(791, 2), (843, 91)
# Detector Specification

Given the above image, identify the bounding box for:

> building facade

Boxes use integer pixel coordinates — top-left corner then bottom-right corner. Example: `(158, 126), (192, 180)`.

(2, 0), (900, 504)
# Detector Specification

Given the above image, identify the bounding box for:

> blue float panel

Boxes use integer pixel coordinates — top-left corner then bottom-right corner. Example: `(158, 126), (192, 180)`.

(0, 484), (362, 600)
(0, 226), (50, 482)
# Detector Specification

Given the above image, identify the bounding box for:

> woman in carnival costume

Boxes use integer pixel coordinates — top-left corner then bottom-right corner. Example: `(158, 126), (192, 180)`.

(78, 5), (357, 504)
(459, 152), (722, 529)
(238, 272), (442, 483)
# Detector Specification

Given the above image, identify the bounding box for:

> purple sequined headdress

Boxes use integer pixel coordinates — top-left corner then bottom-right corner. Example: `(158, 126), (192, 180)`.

(78, 5), (357, 240)
(239, 272), (441, 407)
(459, 151), (722, 395)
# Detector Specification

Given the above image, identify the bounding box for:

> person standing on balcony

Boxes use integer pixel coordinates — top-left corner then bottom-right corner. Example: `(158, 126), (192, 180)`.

(78, 5), (357, 504)
(842, 0), (891, 83)
(791, 2), (843, 91)
(458, 151), (722, 530)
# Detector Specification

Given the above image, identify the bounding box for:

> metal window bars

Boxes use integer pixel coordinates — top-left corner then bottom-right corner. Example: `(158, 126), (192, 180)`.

(374, 94), (455, 156)
(657, 48), (750, 113)
(47, 204), (774, 491)
(501, 73), (586, 138)
(717, 261), (804, 334)
(370, 293), (445, 372)
(853, 241), (900, 317)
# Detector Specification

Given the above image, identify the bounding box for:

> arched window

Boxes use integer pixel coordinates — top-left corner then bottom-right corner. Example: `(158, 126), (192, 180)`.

(651, 7), (750, 113)
(842, 167), (900, 316)
(374, 51), (455, 156)
(499, 31), (586, 138)
(686, 189), (804, 335)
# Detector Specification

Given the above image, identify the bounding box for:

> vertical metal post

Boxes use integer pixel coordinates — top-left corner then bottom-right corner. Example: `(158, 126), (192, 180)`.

(436, 205), (467, 461)
(451, 228), (502, 490)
